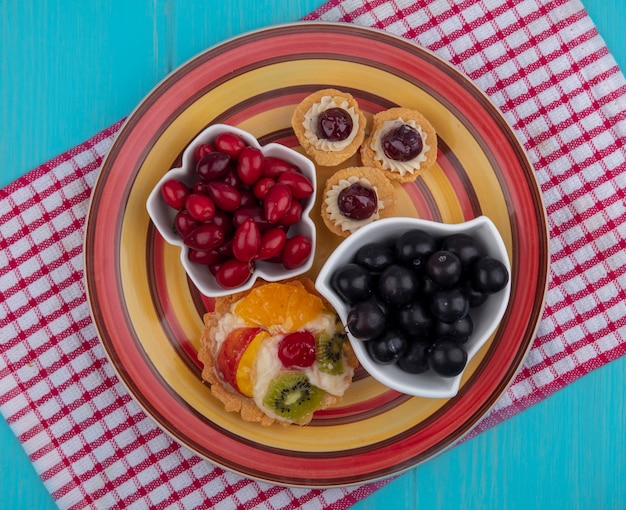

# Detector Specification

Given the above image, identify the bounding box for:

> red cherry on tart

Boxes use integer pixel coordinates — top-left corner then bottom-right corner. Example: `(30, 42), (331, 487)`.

(317, 107), (353, 142)
(381, 124), (423, 161)
(337, 183), (378, 220)
(278, 331), (316, 368)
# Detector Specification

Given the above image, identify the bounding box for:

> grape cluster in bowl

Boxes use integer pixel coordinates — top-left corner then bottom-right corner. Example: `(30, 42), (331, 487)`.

(315, 216), (511, 399)
(146, 124), (317, 297)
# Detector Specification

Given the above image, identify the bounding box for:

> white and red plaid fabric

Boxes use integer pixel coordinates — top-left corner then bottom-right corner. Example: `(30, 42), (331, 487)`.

(2, 0), (626, 508)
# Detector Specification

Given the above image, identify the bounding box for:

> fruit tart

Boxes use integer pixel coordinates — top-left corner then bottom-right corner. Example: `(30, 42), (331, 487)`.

(360, 107), (438, 182)
(321, 166), (396, 237)
(291, 88), (367, 166)
(198, 279), (357, 426)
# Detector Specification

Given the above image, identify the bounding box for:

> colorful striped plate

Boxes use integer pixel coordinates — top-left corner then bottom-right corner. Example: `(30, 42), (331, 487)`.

(85, 23), (549, 487)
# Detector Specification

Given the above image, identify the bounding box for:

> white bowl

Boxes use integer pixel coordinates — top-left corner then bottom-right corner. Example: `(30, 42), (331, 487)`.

(315, 216), (511, 399)
(146, 124), (317, 297)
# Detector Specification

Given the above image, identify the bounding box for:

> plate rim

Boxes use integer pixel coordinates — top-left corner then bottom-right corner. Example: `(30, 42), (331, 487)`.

(84, 21), (550, 488)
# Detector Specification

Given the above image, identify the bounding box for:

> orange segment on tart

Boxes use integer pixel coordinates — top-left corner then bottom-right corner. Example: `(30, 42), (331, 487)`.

(233, 282), (324, 332)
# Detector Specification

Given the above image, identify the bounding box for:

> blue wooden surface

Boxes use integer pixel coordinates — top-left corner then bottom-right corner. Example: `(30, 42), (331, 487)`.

(1, 1), (625, 508)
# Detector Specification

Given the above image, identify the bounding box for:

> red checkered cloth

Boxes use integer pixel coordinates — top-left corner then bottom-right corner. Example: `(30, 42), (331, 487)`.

(2, 0), (626, 508)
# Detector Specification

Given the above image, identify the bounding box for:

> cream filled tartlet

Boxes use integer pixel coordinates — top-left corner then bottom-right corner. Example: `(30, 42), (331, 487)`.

(198, 279), (356, 426)
(360, 107), (437, 182)
(322, 166), (396, 237)
(291, 88), (366, 166)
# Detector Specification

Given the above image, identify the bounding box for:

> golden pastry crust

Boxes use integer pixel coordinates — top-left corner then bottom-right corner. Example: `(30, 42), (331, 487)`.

(291, 88), (367, 166)
(197, 278), (357, 427)
(321, 166), (397, 237)
(360, 107), (438, 182)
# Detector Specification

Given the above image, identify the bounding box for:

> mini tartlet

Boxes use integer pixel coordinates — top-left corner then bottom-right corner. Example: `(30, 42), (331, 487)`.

(360, 107), (437, 182)
(321, 166), (396, 237)
(198, 279), (357, 426)
(292, 88), (367, 166)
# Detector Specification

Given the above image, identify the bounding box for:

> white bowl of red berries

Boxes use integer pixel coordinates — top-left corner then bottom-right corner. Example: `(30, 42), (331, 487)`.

(147, 124), (317, 297)
(315, 216), (511, 399)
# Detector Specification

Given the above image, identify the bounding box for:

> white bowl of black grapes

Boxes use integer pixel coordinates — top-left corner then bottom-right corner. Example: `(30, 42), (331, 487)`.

(315, 216), (511, 399)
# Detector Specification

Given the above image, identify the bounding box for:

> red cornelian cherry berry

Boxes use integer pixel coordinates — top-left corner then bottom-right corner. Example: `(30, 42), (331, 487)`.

(196, 151), (231, 181)
(239, 189), (257, 207)
(257, 228), (287, 260)
(282, 235), (312, 270)
(277, 200), (303, 227)
(194, 143), (216, 162)
(277, 171), (314, 199)
(183, 223), (225, 251)
(185, 193), (216, 222)
(232, 206), (273, 232)
(237, 146), (264, 186)
(278, 330), (316, 368)
(264, 183), (292, 223)
(253, 177), (276, 201)
(232, 218), (261, 262)
(161, 179), (190, 210)
(210, 209), (233, 236)
(217, 238), (234, 258)
(188, 249), (223, 266)
(261, 156), (299, 178)
(174, 210), (199, 237)
(215, 258), (254, 288)
(207, 181), (242, 212)
(214, 132), (247, 159)
(222, 169), (243, 190)
(208, 262), (222, 276)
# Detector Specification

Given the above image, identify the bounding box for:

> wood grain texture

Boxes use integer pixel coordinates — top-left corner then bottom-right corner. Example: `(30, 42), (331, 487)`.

(1, 1), (625, 509)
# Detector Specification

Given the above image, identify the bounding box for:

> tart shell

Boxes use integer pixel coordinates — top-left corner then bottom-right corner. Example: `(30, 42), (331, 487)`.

(322, 166), (397, 237)
(291, 88), (366, 166)
(360, 107), (438, 182)
(198, 278), (357, 427)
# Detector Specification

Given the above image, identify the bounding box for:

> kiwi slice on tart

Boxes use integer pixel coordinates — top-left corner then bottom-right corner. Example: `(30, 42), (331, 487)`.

(262, 372), (324, 423)
(315, 327), (348, 375)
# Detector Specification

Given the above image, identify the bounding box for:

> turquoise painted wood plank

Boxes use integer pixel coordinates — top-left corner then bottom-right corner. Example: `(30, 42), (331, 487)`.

(354, 357), (626, 509)
(1, 1), (625, 509)
(172, 0), (324, 66)
(0, 0), (168, 183)
(0, 417), (57, 510)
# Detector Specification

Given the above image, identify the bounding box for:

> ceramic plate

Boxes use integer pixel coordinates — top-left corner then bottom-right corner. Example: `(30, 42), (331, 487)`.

(85, 23), (549, 487)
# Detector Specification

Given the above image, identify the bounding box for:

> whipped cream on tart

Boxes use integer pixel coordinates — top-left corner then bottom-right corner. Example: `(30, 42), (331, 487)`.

(198, 279), (356, 426)
(322, 166), (396, 237)
(360, 107), (438, 182)
(292, 88), (366, 166)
